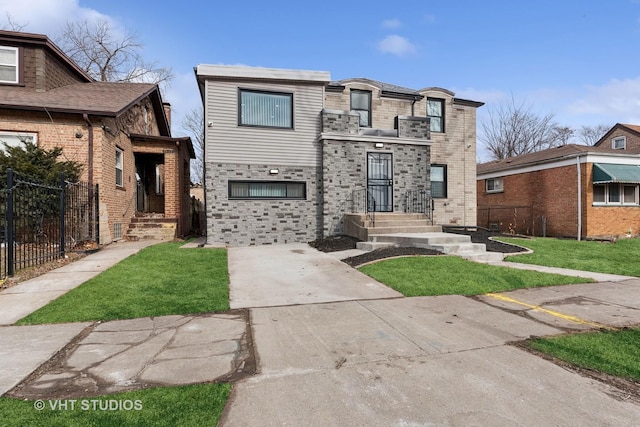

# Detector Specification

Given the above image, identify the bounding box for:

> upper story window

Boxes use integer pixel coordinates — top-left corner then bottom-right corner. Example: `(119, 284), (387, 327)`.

(350, 89), (371, 127)
(427, 98), (445, 133)
(239, 89), (293, 129)
(0, 46), (19, 84)
(612, 136), (626, 150)
(0, 131), (37, 150)
(486, 177), (503, 193)
(431, 164), (447, 198)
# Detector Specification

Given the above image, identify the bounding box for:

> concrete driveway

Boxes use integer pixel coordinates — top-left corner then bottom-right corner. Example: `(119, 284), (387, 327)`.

(221, 296), (640, 426)
(227, 244), (401, 308)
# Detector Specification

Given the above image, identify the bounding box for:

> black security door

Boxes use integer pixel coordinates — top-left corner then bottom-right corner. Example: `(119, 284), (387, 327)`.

(367, 152), (393, 212)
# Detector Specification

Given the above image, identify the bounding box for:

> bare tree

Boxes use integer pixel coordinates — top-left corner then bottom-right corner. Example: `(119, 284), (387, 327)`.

(551, 125), (574, 146)
(1, 13), (27, 31)
(480, 97), (562, 160)
(576, 124), (611, 146)
(181, 107), (205, 183)
(57, 19), (172, 88)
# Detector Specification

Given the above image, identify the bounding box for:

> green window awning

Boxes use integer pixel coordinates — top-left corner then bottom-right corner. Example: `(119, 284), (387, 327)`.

(593, 163), (640, 184)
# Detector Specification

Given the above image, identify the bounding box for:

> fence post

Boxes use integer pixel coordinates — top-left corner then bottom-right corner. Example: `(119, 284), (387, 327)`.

(6, 169), (14, 277)
(59, 173), (65, 257)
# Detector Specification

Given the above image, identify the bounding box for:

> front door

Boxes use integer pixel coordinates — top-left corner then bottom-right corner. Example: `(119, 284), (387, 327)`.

(367, 152), (393, 212)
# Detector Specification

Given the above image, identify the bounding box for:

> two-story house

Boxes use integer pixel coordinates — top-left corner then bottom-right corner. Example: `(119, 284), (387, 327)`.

(0, 30), (195, 243)
(196, 65), (483, 246)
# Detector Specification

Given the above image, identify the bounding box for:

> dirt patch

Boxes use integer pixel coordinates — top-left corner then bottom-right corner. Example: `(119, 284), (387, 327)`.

(309, 230), (525, 267)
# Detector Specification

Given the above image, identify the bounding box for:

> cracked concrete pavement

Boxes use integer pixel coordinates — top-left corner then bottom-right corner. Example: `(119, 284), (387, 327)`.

(6, 312), (253, 399)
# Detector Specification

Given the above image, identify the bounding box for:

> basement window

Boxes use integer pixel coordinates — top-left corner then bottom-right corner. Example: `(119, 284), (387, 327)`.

(228, 181), (306, 199)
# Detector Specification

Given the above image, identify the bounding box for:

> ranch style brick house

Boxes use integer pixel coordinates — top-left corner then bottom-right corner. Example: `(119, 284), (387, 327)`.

(0, 30), (195, 243)
(196, 64), (483, 246)
(477, 135), (640, 239)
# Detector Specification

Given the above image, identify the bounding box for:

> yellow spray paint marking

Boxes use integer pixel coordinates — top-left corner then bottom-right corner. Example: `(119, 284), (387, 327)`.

(485, 293), (614, 330)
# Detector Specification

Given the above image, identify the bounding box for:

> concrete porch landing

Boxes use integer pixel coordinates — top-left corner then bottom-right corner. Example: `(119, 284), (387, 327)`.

(357, 232), (505, 263)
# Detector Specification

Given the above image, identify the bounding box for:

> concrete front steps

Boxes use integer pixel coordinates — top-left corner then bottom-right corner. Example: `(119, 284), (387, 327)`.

(356, 232), (504, 263)
(344, 213), (440, 241)
(125, 215), (177, 241)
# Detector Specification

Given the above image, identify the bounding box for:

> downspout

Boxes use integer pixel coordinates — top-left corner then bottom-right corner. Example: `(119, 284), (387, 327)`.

(576, 155), (582, 241)
(83, 114), (94, 189)
(411, 95), (418, 116)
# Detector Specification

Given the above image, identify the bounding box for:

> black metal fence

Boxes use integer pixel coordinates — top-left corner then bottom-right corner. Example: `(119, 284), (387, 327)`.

(0, 169), (99, 279)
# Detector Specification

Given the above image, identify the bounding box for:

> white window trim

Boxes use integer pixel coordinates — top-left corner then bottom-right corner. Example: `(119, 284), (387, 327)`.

(115, 148), (124, 187)
(612, 136), (626, 150)
(0, 46), (19, 84)
(0, 131), (37, 147)
(593, 183), (639, 206)
(486, 177), (503, 193)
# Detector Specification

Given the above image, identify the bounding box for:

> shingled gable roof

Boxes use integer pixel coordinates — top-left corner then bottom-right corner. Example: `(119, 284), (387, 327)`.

(0, 30), (171, 137)
(477, 144), (631, 175)
(0, 29), (92, 82)
(595, 123), (640, 148)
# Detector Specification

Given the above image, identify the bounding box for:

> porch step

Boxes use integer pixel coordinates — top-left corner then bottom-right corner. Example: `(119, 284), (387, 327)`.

(344, 213), (437, 241)
(125, 217), (177, 241)
(367, 232), (504, 263)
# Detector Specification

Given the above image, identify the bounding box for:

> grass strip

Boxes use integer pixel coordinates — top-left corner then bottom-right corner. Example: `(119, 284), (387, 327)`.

(358, 255), (591, 296)
(499, 237), (640, 277)
(0, 383), (230, 427)
(17, 242), (229, 324)
(529, 329), (640, 381)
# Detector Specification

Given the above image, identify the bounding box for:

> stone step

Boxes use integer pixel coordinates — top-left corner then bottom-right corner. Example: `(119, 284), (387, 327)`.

(356, 241), (395, 251)
(368, 226), (441, 235)
(126, 219), (176, 241)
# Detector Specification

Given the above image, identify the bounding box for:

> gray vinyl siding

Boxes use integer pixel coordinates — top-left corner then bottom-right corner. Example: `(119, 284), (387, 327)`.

(205, 80), (324, 166)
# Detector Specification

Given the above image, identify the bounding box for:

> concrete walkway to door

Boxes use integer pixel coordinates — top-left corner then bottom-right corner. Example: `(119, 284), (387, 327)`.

(227, 243), (402, 309)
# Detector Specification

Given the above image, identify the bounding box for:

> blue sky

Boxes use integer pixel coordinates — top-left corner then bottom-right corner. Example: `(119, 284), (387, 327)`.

(4, 0), (640, 160)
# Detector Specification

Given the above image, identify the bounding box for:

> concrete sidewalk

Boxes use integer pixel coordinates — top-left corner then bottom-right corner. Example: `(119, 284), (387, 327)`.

(0, 240), (158, 326)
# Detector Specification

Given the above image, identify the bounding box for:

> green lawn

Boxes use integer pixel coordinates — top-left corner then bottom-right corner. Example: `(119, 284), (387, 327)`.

(358, 255), (591, 296)
(0, 383), (230, 427)
(499, 237), (640, 277)
(529, 329), (640, 381)
(17, 242), (229, 324)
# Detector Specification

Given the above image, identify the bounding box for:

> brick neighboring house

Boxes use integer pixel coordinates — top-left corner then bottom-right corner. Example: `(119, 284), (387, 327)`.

(196, 65), (483, 246)
(594, 123), (640, 153)
(0, 30), (195, 243)
(477, 142), (640, 239)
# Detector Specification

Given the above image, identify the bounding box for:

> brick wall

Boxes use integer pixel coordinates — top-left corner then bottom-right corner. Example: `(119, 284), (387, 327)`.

(205, 163), (322, 246)
(321, 138), (430, 235)
(478, 162), (640, 238)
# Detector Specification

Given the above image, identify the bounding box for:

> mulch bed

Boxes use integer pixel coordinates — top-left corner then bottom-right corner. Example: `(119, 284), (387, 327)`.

(309, 229), (525, 267)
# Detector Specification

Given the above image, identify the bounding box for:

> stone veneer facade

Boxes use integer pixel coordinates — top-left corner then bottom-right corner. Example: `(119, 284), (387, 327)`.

(321, 110), (431, 235)
(205, 163), (322, 246)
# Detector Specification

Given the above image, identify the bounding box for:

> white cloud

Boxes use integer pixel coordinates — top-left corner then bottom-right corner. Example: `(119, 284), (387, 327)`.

(377, 35), (417, 57)
(165, 71), (201, 135)
(381, 19), (402, 29)
(0, 0), (112, 36)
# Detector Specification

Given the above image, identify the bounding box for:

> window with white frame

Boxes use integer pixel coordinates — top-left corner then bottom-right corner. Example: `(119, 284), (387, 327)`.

(350, 89), (372, 127)
(228, 181), (306, 199)
(430, 164), (447, 198)
(239, 89), (293, 128)
(593, 183), (639, 205)
(155, 163), (164, 195)
(115, 148), (124, 187)
(0, 46), (18, 84)
(612, 136), (626, 150)
(427, 98), (445, 132)
(0, 131), (37, 150)
(486, 177), (503, 193)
